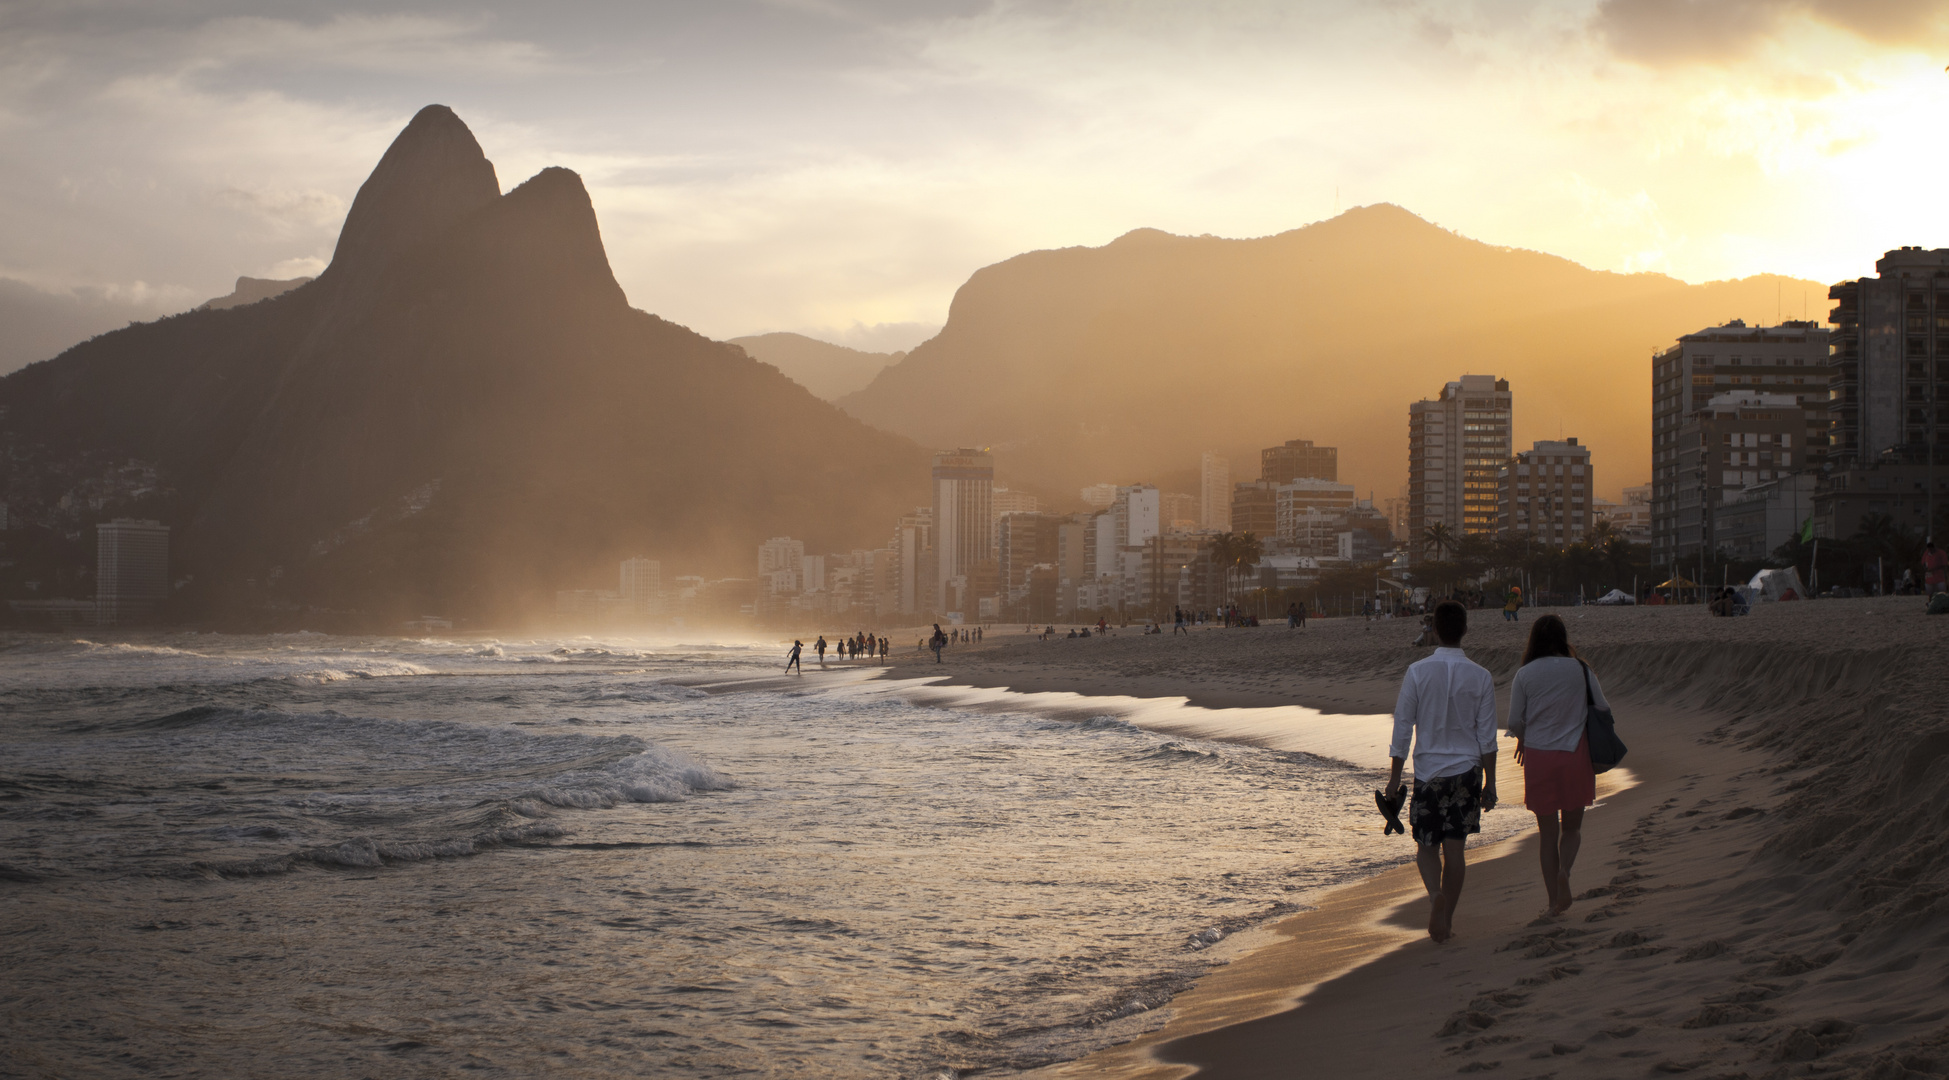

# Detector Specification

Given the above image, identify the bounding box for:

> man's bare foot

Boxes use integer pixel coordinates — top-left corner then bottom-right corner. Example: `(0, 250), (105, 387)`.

(1428, 895), (1453, 943)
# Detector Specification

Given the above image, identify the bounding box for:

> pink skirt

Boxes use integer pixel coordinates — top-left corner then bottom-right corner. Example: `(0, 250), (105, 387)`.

(1523, 733), (1596, 812)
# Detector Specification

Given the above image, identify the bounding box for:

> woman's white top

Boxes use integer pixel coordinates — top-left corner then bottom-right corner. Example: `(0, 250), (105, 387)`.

(1506, 656), (1610, 753)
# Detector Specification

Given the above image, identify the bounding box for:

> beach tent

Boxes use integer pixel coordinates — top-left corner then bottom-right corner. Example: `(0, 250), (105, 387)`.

(1748, 567), (1805, 602)
(1592, 588), (1635, 605)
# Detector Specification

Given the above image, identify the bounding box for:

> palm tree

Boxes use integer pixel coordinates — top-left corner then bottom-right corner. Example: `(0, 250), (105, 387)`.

(1421, 522), (1455, 563)
(1206, 531), (1263, 602)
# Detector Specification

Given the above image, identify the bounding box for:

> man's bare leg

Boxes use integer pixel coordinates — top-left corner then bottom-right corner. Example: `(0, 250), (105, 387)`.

(1416, 842), (1446, 940)
(1535, 810), (1563, 913)
(1434, 837), (1467, 941)
(1553, 808), (1585, 914)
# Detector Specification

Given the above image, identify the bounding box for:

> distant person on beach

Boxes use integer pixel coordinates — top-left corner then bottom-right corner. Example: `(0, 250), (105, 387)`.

(815, 636), (827, 665)
(1503, 586), (1522, 622)
(1386, 600), (1499, 944)
(786, 640), (802, 673)
(1927, 541), (1947, 594)
(1506, 614), (1605, 916)
(929, 624), (947, 663)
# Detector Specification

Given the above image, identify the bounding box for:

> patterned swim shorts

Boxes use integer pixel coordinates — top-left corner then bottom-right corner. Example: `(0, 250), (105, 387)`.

(1410, 768), (1483, 846)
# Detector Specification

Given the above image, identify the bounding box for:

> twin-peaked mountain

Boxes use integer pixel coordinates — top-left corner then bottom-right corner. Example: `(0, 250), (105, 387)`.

(838, 208), (1831, 504)
(0, 106), (928, 627)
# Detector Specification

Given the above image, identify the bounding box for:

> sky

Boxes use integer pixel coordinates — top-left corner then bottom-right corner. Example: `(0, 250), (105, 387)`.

(3, 0), (1949, 358)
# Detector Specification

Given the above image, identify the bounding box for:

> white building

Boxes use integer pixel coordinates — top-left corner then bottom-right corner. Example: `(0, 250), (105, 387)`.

(933, 448), (994, 613)
(1199, 452), (1231, 530)
(619, 558), (661, 616)
(758, 537), (805, 580)
(1594, 484), (1652, 545)
(96, 518), (170, 626)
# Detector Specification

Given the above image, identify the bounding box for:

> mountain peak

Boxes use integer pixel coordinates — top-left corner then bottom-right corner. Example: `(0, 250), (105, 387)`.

(323, 105), (501, 285)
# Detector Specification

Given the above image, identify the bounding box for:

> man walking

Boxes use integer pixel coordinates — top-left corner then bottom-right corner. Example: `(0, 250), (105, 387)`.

(1385, 600), (1499, 943)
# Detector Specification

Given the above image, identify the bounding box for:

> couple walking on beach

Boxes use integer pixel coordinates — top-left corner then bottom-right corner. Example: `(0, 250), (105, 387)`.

(1386, 602), (1607, 942)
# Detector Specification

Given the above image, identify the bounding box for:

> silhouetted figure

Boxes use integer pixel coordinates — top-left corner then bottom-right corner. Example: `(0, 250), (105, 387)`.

(816, 636), (827, 665)
(930, 624), (948, 663)
(786, 640), (803, 673)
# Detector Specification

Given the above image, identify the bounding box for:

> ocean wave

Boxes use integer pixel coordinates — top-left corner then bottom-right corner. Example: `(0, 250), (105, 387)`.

(526, 745), (734, 808)
(282, 660), (436, 683)
(192, 821), (571, 878)
(575, 682), (709, 704)
(1138, 741), (1225, 765)
(72, 640), (210, 659)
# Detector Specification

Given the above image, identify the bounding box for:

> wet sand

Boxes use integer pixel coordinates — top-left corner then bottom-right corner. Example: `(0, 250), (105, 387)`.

(891, 599), (1949, 1078)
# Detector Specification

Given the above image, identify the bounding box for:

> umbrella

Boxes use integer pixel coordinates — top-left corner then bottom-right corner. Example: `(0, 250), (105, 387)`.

(1657, 577), (1699, 588)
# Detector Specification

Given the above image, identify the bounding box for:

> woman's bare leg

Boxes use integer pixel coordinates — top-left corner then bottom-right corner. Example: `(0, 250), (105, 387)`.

(1534, 810), (1562, 913)
(1553, 807), (1585, 913)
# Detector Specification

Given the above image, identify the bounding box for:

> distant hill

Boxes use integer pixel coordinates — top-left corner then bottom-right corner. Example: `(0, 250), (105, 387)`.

(0, 277), (177, 377)
(729, 332), (905, 401)
(0, 106), (929, 628)
(837, 206), (1831, 504)
(196, 276), (314, 311)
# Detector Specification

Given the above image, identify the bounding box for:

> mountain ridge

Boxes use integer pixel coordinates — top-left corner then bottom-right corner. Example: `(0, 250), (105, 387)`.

(728, 332), (906, 401)
(838, 204), (1827, 505)
(0, 106), (929, 628)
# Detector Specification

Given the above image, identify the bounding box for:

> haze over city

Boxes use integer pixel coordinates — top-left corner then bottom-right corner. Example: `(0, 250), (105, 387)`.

(6, 4), (1949, 1080)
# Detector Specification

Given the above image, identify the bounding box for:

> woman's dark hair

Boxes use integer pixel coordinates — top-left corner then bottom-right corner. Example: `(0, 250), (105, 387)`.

(1521, 613), (1576, 666)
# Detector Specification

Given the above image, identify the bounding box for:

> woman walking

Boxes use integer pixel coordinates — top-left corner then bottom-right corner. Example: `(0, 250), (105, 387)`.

(1506, 614), (1607, 915)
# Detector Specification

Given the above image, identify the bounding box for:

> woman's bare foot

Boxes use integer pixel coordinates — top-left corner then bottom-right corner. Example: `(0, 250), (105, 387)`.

(1549, 873), (1574, 915)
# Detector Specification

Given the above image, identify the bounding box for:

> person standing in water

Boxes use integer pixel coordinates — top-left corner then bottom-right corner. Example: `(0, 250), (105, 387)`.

(1506, 614), (1605, 916)
(1385, 600), (1499, 944)
(785, 639), (803, 673)
(815, 636), (827, 665)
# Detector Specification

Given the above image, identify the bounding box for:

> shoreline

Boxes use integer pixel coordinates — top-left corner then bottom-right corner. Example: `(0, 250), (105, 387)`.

(885, 600), (1949, 1078)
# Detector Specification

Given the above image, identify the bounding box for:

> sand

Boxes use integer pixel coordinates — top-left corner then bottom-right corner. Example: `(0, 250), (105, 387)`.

(882, 598), (1949, 1079)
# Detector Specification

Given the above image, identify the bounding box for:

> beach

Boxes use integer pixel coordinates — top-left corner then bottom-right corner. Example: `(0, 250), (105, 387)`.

(892, 599), (1949, 1078)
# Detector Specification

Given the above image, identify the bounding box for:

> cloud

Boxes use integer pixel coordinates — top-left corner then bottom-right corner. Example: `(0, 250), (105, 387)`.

(1592, 0), (1949, 65)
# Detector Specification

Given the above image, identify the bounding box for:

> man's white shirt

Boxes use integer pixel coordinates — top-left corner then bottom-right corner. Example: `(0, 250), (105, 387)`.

(1390, 646), (1498, 780)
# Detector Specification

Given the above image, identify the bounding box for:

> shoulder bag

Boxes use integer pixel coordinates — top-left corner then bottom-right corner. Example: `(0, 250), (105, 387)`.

(1580, 660), (1627, 773)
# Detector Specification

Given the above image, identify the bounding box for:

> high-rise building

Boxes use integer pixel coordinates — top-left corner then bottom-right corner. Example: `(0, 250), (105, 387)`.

(887, 507), (932, 616)
(1662, 392), (1809, 563)
(1650, 320), (1831, 563)
(1828, 248), (1949, 466)
(932, 448), (994, 614)
(1080, 483), (1117, 510)
(1274, 479), (1356, 544)
(1408, 375), (1511, 556)
(619, 558), (661, 616)
(1261, 439), (1338, 484)
(1229, 479), (1278, 537)
(1199, 452), (1231, 530)
(998, 512), (1062, 604)
(96, 518), (169, 626)
(757, 537), (806, 595)
(1497, 439), (1594, 547)
(1159, 492), (1198, 532)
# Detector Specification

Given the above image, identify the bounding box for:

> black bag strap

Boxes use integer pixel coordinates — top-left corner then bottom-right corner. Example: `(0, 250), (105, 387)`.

(1579, 659), (1595, 709)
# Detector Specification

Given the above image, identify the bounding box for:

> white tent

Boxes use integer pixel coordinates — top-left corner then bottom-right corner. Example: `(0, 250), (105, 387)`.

(1592, 588), (1635, 605)
(1748, 566), (1806, 602)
